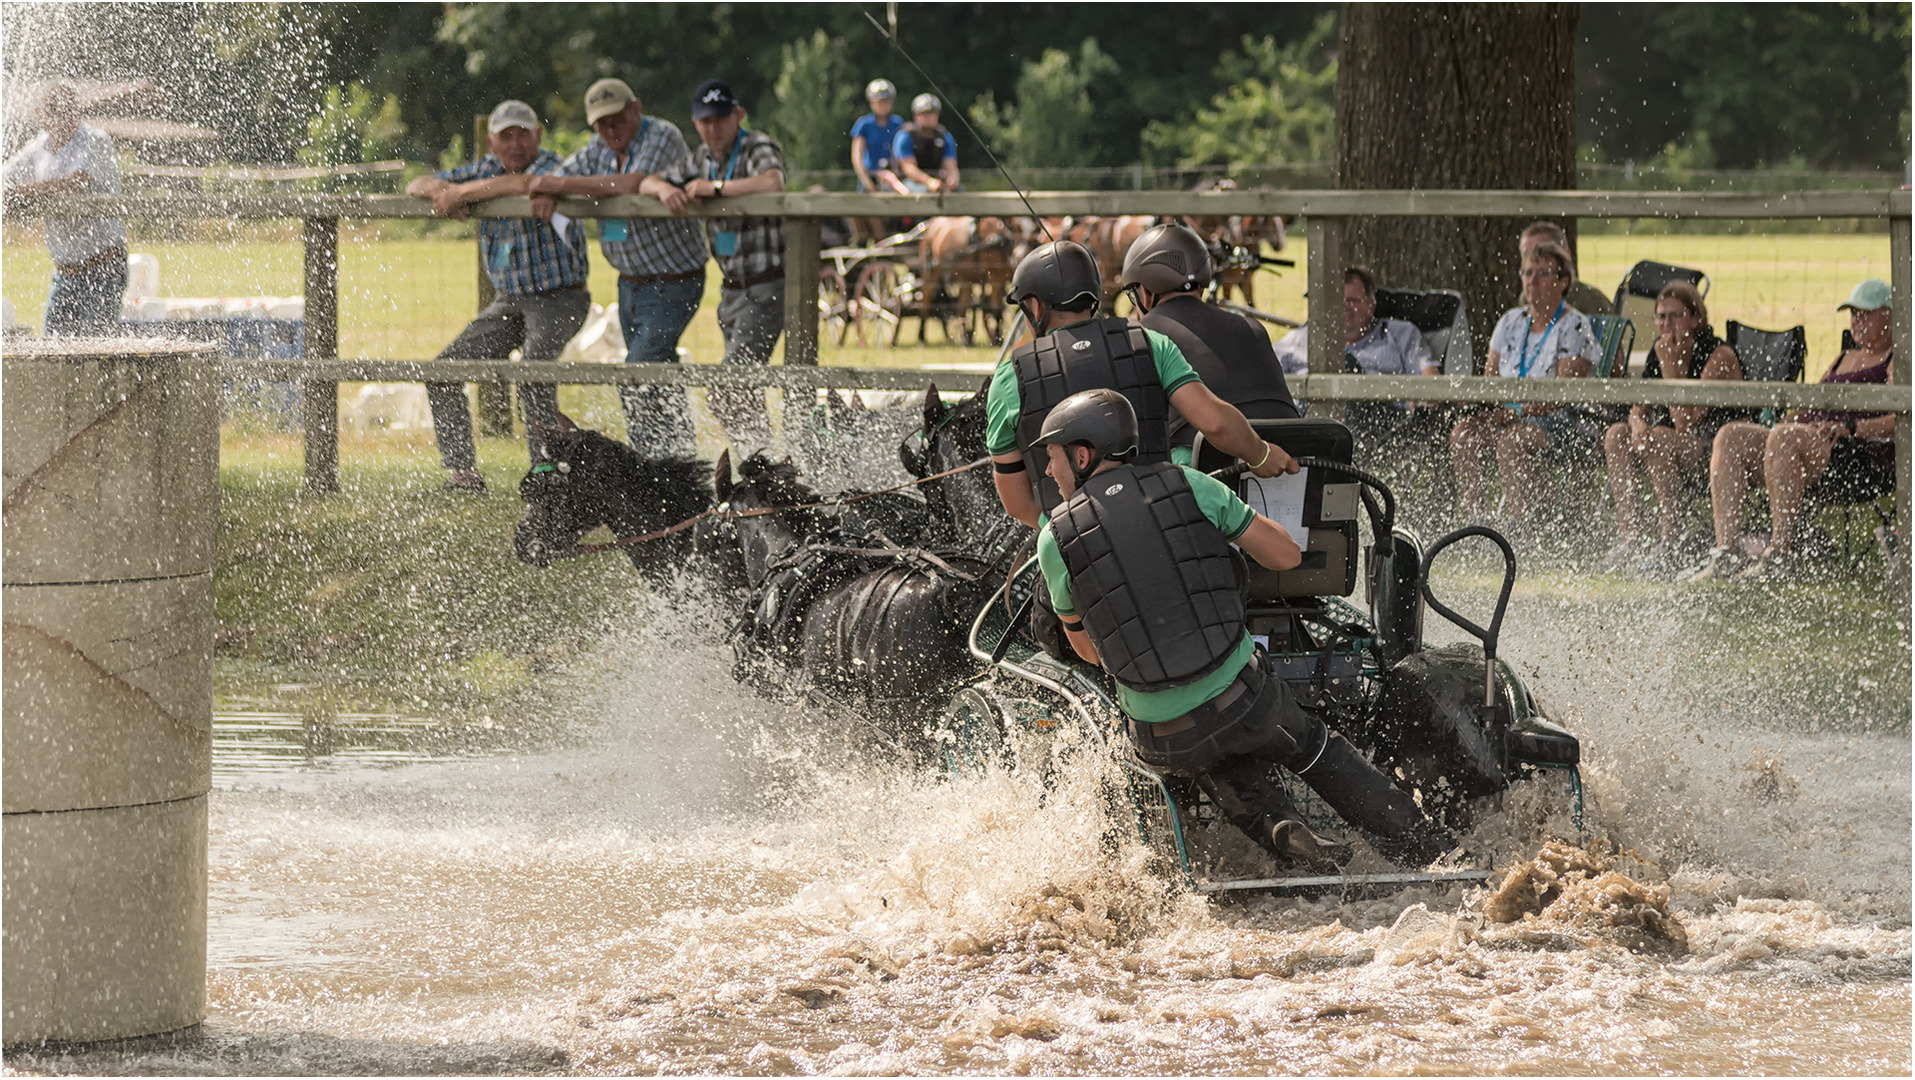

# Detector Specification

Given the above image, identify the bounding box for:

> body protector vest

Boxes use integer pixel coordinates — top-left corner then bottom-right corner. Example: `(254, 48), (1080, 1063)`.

(907, 123), (948, 173)
(1050, 462), (1247, 693)
(1142, 298), (1300, 451)
(1011, 317), (1170, 512)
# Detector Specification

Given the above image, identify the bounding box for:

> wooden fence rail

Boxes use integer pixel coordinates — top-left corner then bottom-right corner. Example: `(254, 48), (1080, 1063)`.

(16, 190), (1910, 581)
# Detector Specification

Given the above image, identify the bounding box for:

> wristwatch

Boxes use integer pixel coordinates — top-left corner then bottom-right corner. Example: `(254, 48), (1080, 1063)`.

(715, 179), (726, 196)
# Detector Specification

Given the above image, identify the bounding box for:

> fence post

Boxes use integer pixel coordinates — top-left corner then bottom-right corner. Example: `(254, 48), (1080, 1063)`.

(783, 216), (822, 366)
(470, 115), (514, 437)
(301, 216), (339, 494)
(1305, 214), (1347, 379)
(1890, 215), (1910, 607)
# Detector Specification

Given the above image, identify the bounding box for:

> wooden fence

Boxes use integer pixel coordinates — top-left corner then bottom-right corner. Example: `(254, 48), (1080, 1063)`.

(20, 190), (1911, 560)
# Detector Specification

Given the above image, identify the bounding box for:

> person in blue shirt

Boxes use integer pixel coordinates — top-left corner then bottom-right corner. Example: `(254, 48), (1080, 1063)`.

(406, 100), (590, 492)
(849, 79), (907, 194)
(893, 93), (960, 193)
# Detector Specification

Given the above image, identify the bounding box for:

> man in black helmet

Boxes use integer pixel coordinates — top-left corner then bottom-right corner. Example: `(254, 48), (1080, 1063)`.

(1033, 388), (1461, 871)
(1119, 222), (1301, 463)
(986, 239), (1296, 528)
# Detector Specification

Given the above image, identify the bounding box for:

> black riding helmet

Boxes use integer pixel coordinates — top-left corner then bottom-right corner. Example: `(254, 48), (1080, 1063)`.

(1008, 240), (1102, 315)
(1034, 388), (1139, 487)
(1120, 222), (1212, 296)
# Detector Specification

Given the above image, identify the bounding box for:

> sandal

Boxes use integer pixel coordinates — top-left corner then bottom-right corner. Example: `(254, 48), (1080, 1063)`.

(1680, 546), (1744, 582)
(1736, 547), (1796, 582)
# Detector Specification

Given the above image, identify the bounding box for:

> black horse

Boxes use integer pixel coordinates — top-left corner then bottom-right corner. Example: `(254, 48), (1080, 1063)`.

(513, 416), (724, 585)
(718, 447), (1011, 752)
(900, 382), (1019, 555)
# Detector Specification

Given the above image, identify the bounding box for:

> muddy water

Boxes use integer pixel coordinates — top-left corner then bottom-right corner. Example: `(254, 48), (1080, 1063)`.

(10, 585), (1909, 1076)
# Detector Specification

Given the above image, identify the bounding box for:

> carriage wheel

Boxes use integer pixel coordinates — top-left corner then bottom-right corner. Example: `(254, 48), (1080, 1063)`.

(852, 261), (905, 348)
(819, 266), (852, 347)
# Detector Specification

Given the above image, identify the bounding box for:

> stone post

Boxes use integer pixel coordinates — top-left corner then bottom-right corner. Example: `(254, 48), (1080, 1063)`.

(2, 338), (220, 1044)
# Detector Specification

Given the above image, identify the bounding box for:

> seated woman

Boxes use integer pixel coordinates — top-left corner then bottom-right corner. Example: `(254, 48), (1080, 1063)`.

(1448, 240), (1604, 528)
(1598, 282), (1743, 575)
(1686, 278), (1896, 581)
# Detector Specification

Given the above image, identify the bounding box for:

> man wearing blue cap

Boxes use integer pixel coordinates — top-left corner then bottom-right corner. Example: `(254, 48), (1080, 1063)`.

(408, 99), (589, 492)
(664, 78), (787, 448)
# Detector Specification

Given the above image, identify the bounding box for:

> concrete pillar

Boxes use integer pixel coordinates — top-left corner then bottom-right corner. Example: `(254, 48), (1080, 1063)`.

(2, 339), (219, 1044)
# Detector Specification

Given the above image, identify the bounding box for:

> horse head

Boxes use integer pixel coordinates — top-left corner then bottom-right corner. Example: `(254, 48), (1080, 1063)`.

(904, 381), (999, 544)
(515, 414), (713, 578)
(714, 447), (823, 587)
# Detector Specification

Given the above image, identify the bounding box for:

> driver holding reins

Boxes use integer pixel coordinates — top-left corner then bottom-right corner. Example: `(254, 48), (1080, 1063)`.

(1031, 389), (1461, 871)
(985, 240), (1298, 528)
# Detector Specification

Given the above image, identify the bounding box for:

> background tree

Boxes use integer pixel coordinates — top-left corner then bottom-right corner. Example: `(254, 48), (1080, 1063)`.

(971, 40), (1120, 170)
(1142, 14), (1337, 172)
(1335, 2), (1580, 363)
(762, 30), (859, 174)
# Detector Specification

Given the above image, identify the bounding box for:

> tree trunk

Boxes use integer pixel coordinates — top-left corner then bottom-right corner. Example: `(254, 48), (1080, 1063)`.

(1335, 3), (1579, 371)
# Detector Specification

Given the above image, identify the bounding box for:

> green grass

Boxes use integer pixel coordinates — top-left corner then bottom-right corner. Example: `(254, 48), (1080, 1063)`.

(213, 426), (640, 715)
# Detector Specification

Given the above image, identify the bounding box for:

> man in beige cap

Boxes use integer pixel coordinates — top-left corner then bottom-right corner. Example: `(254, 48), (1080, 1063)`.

(407, 100), (589, 492)
(525, 78), (710, 457)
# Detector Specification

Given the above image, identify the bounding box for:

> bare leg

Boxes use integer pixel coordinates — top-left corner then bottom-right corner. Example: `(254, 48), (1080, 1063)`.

(1449, 410), (1508, 521)
(1603, 421), (1646, 543)
(1708, 422), (1770, 549)
(1762, 423), (1835, 553)
(1641, 427), (1705, 547)
(1495, 423), (1550, 525)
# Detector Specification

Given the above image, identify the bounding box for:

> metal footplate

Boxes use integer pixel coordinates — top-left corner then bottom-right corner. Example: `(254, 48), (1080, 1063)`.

(1196, 869), (1496, 895)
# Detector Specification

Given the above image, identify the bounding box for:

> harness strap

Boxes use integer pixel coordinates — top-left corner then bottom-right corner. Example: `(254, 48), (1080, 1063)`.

(554, 456), (991, 561)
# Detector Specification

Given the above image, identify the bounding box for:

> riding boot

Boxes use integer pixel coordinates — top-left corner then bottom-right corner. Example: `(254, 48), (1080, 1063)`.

(1295, 733), (1458, 868)
(1198, 758), (1350, 871)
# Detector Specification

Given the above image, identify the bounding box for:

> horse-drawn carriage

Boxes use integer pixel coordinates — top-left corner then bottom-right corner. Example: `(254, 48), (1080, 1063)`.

(931, 417), (1584, 895)
(820, 217), (1019, 349)
(819, 197), (1296, 350)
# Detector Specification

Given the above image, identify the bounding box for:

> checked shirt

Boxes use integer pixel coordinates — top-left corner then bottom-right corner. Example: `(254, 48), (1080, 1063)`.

(439, 149), (588, 296)
(673, 129), (786, 285)
(560, 120), (708, 277)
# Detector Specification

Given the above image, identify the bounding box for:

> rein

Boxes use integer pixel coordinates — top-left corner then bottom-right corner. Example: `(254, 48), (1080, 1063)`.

(549, 456), (990, 561)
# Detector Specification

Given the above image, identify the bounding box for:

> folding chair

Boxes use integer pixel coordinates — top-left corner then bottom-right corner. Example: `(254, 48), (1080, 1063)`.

(1374, 287), (1472, 374)
(1612, 261), (1709, 375)
(1725, 320), (1807, 425)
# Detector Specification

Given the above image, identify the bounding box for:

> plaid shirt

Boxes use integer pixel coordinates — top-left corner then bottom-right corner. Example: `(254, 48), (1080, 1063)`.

(439, 149), (588, 295)
(673, 128), (786, 284)
(559, 120), (708, 277)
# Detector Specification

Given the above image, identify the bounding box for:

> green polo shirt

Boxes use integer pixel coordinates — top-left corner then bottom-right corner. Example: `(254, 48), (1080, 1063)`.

(984, 326), (1202, 456)
(1036, 464), (1258, 724)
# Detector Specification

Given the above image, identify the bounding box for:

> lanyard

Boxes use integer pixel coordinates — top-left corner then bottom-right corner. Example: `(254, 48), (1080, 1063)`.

(1516, 300), (1564, 378)
(709, 130), (744, 183)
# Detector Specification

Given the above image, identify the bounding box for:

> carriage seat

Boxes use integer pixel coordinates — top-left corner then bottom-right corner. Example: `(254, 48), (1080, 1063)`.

(1189, 418), (1359, 601)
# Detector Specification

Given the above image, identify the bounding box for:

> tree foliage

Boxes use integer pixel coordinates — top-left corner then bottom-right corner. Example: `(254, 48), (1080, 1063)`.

(1141, 14), (1336, 170)
(300, 85), (407, 168)
(1579, 2), (1911, 170)
(763, 30), (860, 173)
(971, 40), (1120, 170)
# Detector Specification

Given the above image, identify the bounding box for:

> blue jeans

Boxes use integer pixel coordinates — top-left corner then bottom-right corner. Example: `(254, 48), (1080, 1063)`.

(616, 272), (705, 458)
(44, 260), (127, 336)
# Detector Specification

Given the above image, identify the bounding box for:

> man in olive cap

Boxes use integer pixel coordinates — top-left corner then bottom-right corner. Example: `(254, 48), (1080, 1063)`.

(407, 99), (588, 491)
(527, 77), (710, 457)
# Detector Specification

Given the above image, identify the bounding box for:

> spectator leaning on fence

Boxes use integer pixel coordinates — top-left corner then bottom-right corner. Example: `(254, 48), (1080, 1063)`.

(2, 81), (128, 336)
(893, 93), (960, 194)
(1597, 281), (1743, 577)
(850, 79), (907, 194)
(1685, 279), (1897, 583)
(525, 77), (710, 458)
(1516, 221), (1612, 316)
(1448, 240), (1604, 530)
(405, 99), (590, 493)
(663, 78), (787, 449)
